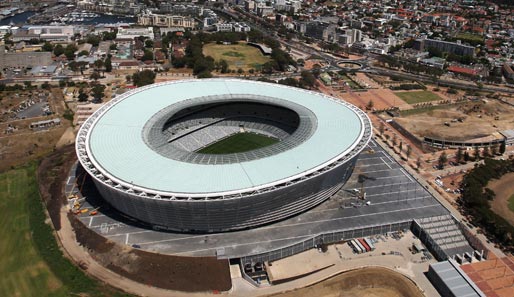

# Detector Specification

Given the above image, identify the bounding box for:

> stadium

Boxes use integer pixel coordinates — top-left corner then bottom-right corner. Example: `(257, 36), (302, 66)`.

(76, 79), (372, 233)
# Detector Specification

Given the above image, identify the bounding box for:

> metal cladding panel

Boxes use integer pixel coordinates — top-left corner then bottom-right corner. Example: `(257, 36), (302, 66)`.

(92, 156), (357, 233)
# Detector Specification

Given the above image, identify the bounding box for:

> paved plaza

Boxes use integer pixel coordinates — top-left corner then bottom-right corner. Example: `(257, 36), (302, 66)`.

(67, 139), (449, 258)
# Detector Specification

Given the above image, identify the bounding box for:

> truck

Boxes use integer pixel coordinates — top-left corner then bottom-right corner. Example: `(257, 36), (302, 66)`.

(350, 240), (362, 254)
(354, 239), (366, 253)
(364, 237), (375, 251)
(358, 238), (371, 252)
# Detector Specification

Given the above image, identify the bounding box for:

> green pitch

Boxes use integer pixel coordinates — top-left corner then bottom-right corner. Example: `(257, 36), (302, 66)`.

(198, 132), (279, 154)
(394, 91), (443, 104)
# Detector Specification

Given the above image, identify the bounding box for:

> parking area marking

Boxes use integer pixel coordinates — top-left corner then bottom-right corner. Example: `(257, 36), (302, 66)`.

(134, 203), (442, 248)
(380, 157), (392, 169)
(400, 168), (414, 182)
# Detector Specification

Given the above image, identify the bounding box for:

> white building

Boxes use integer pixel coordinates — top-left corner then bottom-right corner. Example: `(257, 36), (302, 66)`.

(138, 13), (196, 29)
(117, 27), (154, 40)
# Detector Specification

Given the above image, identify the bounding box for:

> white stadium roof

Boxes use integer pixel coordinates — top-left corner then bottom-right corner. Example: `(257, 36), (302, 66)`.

(80, 79), (370, 196)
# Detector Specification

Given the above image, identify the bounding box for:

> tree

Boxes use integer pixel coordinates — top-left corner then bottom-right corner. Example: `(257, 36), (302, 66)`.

(86, 35), (101, 46)
(42, 42), (54, 52)
(366, 99), (374, 110)
(197, 71), (213, 78)
(392, 134), (397, 146)
(406, 145), (412, 160)
(399, 141), (403, 152)
(456, 147), (463, 163)
(379, 122), (385, 136)
(110, 43), (117, 51)
(104, 56), (112, 72)
(90, 71), (101, 81)
(438, 151), (448, 169)
(94, 59), (104, 70)
(300, 70), (316, 88)
(78, 89), (88, 102)
(78, 50), (89, 57)
(91, 84), (106, 102)
(219, 59), (229, 73)
(142, 50), (153, 62)
(53, 44), (65, 57)
(474, 146), (481, 160)
(482, 146), (490, 158)
(145, 39), (154, 48)
(416, 156), (422, 169)
(464, 151), (470, 162)
(64, 44), (78, 60)
(500, 141), (506, 155)
(132, 70), (156, 87)
(491, 144), (499, 156)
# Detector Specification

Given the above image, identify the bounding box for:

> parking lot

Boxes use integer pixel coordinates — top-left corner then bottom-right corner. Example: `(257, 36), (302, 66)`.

(66, 139), (449, 258)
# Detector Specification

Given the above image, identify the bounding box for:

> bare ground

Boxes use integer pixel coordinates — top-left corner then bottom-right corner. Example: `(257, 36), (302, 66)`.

(395, 100), (514, 141)
(268, 267), (424, 297)
(37, 145), (232, 293)
(489, 172), (514, 226)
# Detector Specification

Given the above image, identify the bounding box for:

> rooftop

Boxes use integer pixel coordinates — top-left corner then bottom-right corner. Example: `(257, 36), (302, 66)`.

(82, 79), (369, 196)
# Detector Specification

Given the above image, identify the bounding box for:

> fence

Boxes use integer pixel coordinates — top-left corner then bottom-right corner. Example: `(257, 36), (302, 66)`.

(240, 220), (412, 265)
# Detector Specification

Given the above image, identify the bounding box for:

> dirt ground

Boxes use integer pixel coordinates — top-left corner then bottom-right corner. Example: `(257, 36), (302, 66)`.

(37, 145), (232, 292)
(268, 267), (424, 297)
(489, 172), (514, 226)
(69, 213), (232, 292)
(395, 100), (514, 140)
(0, 125), (68, 172)
(343, 88), (411, 111)
(37, 145), (77, 230)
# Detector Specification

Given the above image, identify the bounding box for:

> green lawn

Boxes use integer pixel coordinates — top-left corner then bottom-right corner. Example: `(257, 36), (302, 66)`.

(198, 132), (278, 154)
(508, 194), (514, 212)
(0, 164), (129, 297)
(394, 91), (443, 104)
(0, 165), (68, 297)
(203, 42), (270, 71)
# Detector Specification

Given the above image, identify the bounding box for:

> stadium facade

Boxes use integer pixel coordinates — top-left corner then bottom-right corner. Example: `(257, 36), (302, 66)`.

(76, 79), (372, 233)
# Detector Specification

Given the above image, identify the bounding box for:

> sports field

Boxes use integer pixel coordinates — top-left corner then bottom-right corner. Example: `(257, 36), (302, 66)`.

(394, 91), (442, 104)
(203, 42), (270, 71)
(198, 132), (278, 154)
(0, 164), (68, 297)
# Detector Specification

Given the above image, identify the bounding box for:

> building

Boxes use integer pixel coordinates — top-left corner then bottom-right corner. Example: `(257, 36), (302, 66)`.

(0, 45), (52, 69)
(415, 38), (476, 57)
(215, 23), (233, 32)
(12, 25), (75, 42)
(159, 3), (203, 16)
(305, 21), (337, 42)
(137, 13), (196, 29)
(502, 63), (514, 80)
(427, 259), (485, 297)
(117, 27), (154, 40)
(76, 79), (372, 233)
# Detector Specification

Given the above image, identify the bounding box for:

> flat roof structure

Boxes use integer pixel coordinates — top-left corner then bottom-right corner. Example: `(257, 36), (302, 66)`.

(428, 259), (485, 297)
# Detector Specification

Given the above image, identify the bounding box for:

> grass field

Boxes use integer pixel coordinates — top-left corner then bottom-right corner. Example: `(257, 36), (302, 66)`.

(198, 132), (278, 154)
(509, 194), (514, 212)
(0, 164), (129, 297)
(203, 42), (270, 71)
(340, 74), (363, 89)
(0, 164), (68, 297)
(394, 91), (443, 104)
